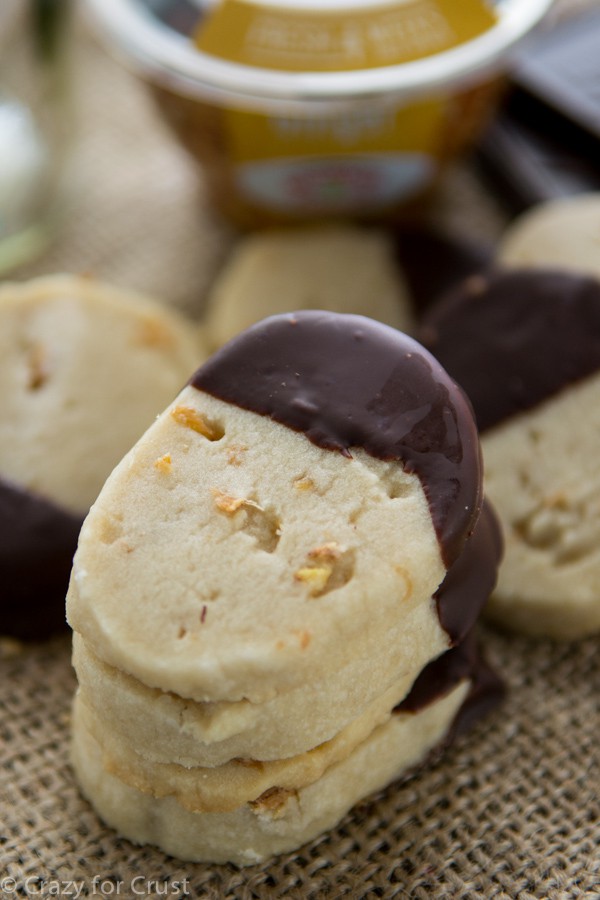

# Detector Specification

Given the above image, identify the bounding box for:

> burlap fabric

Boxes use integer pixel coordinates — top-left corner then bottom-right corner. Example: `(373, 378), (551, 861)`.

(1, 13), (599, 900)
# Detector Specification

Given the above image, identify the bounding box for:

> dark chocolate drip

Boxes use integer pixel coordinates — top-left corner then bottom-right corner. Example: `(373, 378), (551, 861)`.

(191, 311), (482, 566)
(394, 496), (503, 712)
(0, 477), (83, 640)
(396, 632), (478, 715)
(435, 499), (503, 645)
(421, 268), (600, 433)
(447, 652), (505, 744)
(395, 632), (505, 734)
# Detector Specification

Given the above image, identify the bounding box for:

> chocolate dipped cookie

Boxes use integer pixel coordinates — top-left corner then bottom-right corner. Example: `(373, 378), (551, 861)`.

(0, 275), (203, 639)
(422, 268), (600, 639)
(68, 311), (502, 863)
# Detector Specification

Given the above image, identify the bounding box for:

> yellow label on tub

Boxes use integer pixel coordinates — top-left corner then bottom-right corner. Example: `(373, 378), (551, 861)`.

(192, 0), (497, 215)
(194, 0), (497, 72)
(223, 97), (447, 212)
(225, 97), (443, 162)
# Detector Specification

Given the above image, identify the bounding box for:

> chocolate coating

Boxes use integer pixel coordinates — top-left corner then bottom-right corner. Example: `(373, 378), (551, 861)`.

(435, 499), (503, 646)
(0, 477), (83, 640)
(395, 632), (505, 738)
(192, 311), (482, 567)
(422, 269), (600, 433)
(391, 226), (492, 316)
(449, 650), (505, 743)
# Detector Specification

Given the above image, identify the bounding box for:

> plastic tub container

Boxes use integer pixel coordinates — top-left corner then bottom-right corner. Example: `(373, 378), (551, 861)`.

(85, 0), (554, 226)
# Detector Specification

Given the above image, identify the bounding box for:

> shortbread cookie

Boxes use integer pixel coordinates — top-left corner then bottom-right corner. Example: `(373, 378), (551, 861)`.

(76, 635), (502, 814)
(74, 672), (424, 812)
(73, 598), (444, 766)
(498, 194), (600, 280)
(422, 269), (600, 638)
(67, 312), (483, 715)
(0, 274), (203, 639)
(72, 500), (501, 766)
(203, 226), (414, 349)
(71, 637), (502, 866)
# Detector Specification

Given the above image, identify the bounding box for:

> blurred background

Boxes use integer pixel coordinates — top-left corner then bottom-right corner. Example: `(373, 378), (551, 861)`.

(4, 0), (597, 315)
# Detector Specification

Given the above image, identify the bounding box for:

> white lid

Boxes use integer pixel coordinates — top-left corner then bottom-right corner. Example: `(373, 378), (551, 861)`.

(85, 0), (555, 112)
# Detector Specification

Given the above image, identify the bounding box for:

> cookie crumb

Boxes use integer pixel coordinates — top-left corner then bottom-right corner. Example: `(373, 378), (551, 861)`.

(171, 405), (223, 440)
(249, 787), (297, 819)
(297, 543), (355, 597)
(295, 565), (332, 596)
(154, 453), (172, 474)
(211, 489), (261, 515)
(308, 541), (344, 560)
(294, 476), (314, 492)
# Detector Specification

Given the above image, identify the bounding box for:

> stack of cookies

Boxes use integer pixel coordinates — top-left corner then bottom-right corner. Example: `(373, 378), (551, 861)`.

(68, 311), (503, 866)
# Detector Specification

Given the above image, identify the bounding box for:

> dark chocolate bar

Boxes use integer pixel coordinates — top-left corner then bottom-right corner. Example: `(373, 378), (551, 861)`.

(474, 8), (600, 212)
(512, 8), (600, 143)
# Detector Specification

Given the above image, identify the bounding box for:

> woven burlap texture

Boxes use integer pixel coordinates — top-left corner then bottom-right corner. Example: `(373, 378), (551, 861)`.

(2, 628), (598, 899)
(2, 15), (599, 900)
